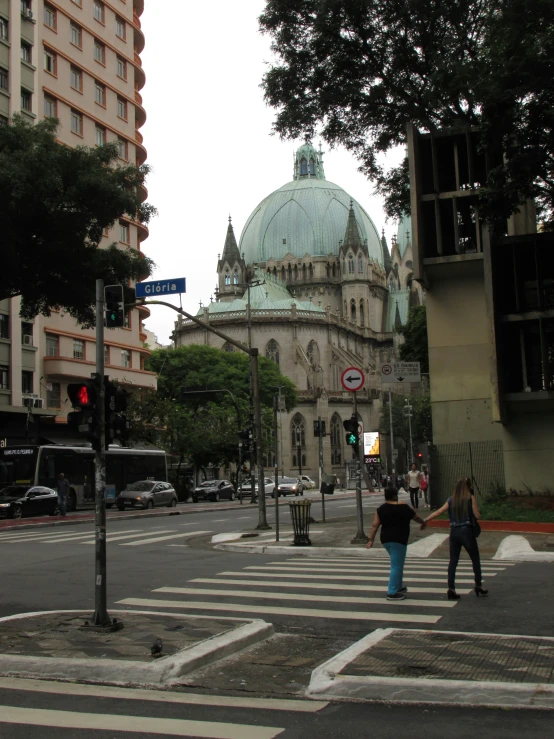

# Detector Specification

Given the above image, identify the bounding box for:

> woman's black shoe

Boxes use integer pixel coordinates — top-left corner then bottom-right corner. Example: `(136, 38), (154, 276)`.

(447, 589), (460, 600)
(475, 586), (488, 597)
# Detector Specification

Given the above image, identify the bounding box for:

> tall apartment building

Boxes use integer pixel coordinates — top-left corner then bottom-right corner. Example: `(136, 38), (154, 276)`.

(0, 0), (156, 445)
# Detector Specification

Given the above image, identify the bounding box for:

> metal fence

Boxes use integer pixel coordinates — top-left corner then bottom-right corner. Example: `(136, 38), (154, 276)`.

(429, 440), (505, 506)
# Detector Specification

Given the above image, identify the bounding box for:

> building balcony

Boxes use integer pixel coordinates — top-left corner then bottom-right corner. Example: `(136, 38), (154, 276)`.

(134, 51), (146, 90)
(133, 21), (145, 54)
(44, 356), (157, 389)
(134, 0), (145, 16)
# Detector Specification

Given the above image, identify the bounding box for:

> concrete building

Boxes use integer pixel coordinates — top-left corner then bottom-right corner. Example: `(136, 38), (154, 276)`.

(407, 123), (552, 495)
(0, 0), (155, 445)
(173, 143), (421, 483)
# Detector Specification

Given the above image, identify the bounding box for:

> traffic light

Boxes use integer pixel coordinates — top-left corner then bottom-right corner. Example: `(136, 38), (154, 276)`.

(67, 381), (97, 410)
(104, 284), (124, 328)
(104, 378), (130, 449)
(238, 428), (253, 455)
(343, 416), (359, 453)
(67, 379), (100, 447)
(417, 452), (423, 460)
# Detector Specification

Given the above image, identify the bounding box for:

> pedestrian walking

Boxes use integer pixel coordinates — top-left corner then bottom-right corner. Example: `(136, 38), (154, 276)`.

(406, 463), (421, 509)
(420, 465), (430, 507)
(424, 478), (488, 600)
(366, 487), (427, 601)
(56, 472), (70, 517)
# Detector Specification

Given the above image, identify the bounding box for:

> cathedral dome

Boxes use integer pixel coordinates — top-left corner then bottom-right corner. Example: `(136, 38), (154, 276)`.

(239, 144), (385, 266)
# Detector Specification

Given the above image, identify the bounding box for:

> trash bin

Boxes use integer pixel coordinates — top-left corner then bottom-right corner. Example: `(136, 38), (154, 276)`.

(288, 499), (312, 546)
(320, 472), (335, 495)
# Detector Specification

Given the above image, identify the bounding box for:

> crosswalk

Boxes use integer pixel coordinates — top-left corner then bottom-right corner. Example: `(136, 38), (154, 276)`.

(0, 525), (213, 548)
(0, 676), (327, 737)
(116, 557), (514, 627)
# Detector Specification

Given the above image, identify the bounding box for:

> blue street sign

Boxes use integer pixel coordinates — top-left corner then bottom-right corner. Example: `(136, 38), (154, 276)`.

(135, 278), (186, 298)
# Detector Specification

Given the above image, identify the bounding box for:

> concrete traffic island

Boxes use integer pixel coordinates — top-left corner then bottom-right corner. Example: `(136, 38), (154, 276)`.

(307, 628), (554, 709)
(0, 610), (273, 687)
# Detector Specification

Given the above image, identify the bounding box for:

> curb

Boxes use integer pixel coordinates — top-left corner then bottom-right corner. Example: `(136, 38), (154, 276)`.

(0, 610), (274, 687)
(428, 520), (554, 534)
(214, 543), (390, 556)
(307, 628), (554, 709)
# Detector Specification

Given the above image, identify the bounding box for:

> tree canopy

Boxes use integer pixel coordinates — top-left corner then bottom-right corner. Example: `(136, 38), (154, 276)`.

(379, 393), (432, 456)
(260, 0), (554, 227)
(0, 115), (156, 325)
(398, 306), (429, 374)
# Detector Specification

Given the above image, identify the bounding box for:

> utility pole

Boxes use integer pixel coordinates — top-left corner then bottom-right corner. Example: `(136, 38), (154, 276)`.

(93, 279), (109, 626)
(318, 415), (325, 523)
(351, 391), (368, 544)
(389, 390), (395, 478)
(405, 398), (414, 466)
(273, 392), (280, 541)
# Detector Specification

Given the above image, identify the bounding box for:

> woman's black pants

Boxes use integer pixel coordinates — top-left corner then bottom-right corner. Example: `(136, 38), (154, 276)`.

(448, 526), (482, 589)
(409, 487), (419, 508)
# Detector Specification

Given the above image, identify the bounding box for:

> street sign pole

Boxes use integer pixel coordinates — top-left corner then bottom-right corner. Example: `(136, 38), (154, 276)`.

(389, 390), (395, 477)
(318, 415), (325, 524)
(351, 390), (368, 544)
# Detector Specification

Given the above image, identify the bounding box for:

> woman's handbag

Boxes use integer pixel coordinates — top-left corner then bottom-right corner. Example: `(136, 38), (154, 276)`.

(469, 499), (481, 538)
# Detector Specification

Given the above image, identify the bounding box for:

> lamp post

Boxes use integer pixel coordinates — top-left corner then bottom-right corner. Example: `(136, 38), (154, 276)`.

(405, 399), (414, 466)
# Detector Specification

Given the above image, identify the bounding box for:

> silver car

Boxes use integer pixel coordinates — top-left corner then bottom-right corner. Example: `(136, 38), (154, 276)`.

(116, 480), (177, 510)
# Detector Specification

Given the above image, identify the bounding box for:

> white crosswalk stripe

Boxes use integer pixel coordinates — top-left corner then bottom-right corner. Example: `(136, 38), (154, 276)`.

(116, 558), (512, 626)
(0, 527), (212, 548)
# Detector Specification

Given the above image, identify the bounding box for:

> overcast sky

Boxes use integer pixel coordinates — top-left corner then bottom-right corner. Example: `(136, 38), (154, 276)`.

(140, 1), (401, 345)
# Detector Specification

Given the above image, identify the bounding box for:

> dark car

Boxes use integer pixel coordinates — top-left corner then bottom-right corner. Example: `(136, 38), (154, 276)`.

(0, 485), (60, 519)
(116, 480), (178, 510)
(193, 480), (235, 502)
(271, 477), (304, 497)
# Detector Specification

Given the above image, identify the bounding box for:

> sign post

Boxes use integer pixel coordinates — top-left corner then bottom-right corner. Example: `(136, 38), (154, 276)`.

(380, 362), (421, 477)
(341, 367), (368, 544)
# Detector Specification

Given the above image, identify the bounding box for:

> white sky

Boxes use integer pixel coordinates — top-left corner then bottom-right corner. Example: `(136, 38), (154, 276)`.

(140, 0), (401, 344)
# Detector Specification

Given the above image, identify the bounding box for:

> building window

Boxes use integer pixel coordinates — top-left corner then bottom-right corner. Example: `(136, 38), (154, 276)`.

(70, 23), (82, 48)
(358, 255), (363, 273)
(307, 340), (320, 365)
(21, 322), (33, 345)
(47, 382), (61, 408)
(300, 157), (307, 176)
(20, 0), (31, 13)
(116, 137), (127, 159)
(116, 56), (126, 79)
(104, 345), (109, 364)
(44, 49), (56, 75)
(121, 350), (130, 368)
(123, 311), (130, 329)
(309, 157), (315, 175)
(94, 40), (105, 64)
(71, 0), (82, 6)
(360, 299), (365, 327)
(20, 43), (32, 63)
(0, 116), (6, 125)
(290, 413), (306, 450)
(95, 126), (105, 146)
(21, 371), (33, 395)
(115, 16), (125, 39)
(0, 18), (8, 42)
(0, 67), (8, 92)
(0, 365), (8, 390)
(348, 254), (354, 273)
(20, 89), (31, 111)
(224, 271), (230, 286)
(46, 335), (58, 356)
(70, 66), (82, 91)
(70, 109), (82, 135)
(0, 314), (8, 339)
(73, 339), (84, 359)
(94, 81), (105, 106)
(119, 221), (129, 243)
(44, 4), (56, 29)
(93, 1), (105, 23)
(233, 269), (239, 285)
(350, 299), (357, 323)
(117, 96), (127, 119)
(265, 339), (280, 366)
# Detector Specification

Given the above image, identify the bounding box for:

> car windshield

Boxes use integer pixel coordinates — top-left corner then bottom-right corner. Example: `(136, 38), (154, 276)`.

(280, 477), (297, 484)
(199, 481), (216, 487)
(125, 481), (155, 492)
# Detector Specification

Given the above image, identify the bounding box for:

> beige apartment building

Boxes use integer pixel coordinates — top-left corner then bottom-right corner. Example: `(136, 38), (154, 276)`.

(0, 0), (156, 445)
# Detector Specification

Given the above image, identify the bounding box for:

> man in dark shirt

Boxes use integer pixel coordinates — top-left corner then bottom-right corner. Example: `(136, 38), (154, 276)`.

(366, 487), (426, 600)
(56, 473), (70, 517)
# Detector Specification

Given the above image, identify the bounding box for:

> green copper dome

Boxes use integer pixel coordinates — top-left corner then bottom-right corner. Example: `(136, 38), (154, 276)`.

(239, 144), (385, 266)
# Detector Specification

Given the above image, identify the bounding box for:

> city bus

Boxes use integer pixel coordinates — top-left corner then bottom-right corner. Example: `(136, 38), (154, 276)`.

(0, 444), (167, 511)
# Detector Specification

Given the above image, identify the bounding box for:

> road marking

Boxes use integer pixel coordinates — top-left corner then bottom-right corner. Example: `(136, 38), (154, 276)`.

(120, 530), (212, 546)
(0, 677), (328, 712)
(245, 565), (500, 577)
(116, 597), (441, 624)
(407, 533), (450, 556)
(80, 530), (176, 545)
(191, 578), (463, 595)
(0, 705), (283, 738)
(300, 557), (509, 570)
(217, 571), (479, 585)
(154, 586), (455, 608)
(212, 519), (228, 522)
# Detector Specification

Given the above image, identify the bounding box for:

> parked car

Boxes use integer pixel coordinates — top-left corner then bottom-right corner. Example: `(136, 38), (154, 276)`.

(193, 480), (236, 502)
(0, 485), (59, 519)
(116, 480), (177, 511)
(272, 477), (304, 497)
(239, 477), (276, 498)
(300, 475), (316, 490)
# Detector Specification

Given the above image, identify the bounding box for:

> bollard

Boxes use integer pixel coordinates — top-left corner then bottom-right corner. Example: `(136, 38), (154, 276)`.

(288, 499), (312, 546)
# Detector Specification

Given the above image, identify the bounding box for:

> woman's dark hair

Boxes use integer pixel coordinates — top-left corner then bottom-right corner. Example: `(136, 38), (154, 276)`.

(384, 487), (398, 501)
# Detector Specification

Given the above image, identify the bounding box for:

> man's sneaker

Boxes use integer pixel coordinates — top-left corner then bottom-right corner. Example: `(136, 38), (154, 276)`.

(386, 592), (405, 601)
(397, 587), (408, 594)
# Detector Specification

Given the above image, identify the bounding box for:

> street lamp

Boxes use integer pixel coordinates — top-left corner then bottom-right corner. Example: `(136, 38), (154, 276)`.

(405, 399), (414, 465)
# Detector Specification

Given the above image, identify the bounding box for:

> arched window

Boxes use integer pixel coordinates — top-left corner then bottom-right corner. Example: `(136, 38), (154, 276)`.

(265, 339), (280, 366)
(351, 299), (356, 323)
(273, 266), (277, 277)
(294, 264), (298, 281)
(344, 300), (347, 317)
(233, 269), (239, 285)
(358, 255), (363, 274)
(307, 340), (320, 365)
(222, 343), (234, 352)
(332, 263), (336, 278)
(300, 157), (308, 175)
(288, 264), (292, 282)
(331, 413), (342, 466)
(224, 271), (230, 285)
(281, 265), (286, 281)
(359, 299), (365, 327)
(326, 263), (330, 278)
(309, 263), (314, 280)
(290, 413), (306, 450)
(309, 157), (315, 175)
(302, 263), (307, 281)
(348, 254), (355, 274)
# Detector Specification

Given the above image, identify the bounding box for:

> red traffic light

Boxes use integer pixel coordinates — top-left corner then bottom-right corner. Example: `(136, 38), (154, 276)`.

(67, 382), (96, 409)
(417, 452), (423, 458)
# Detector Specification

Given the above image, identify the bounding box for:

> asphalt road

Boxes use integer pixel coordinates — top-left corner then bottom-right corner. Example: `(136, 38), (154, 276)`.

(1, 496), (553, 737)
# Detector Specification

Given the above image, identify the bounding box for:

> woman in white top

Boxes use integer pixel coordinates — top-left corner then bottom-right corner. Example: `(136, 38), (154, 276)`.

(406, 463), (421, 509)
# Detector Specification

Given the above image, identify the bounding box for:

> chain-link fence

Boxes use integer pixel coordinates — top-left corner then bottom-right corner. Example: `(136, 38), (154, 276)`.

(429, 440), (505, 506)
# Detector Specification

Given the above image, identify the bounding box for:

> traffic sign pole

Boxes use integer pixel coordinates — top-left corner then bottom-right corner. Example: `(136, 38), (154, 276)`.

(351, 390), (368, 545)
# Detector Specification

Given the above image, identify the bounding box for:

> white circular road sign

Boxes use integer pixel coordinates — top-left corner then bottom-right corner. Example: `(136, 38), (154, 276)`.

(341, 366), (365, 392)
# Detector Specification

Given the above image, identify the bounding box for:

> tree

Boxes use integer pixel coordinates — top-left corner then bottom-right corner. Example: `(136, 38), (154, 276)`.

(379, 394), (432, 450)
(260, 0), (554, 226)
(398, 306), (429, 374)
(0, 115), (156, 325)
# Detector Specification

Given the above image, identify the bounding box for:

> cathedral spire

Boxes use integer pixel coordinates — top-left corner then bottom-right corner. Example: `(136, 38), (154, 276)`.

(381, 227), (392, 271)
(221, 216), (241, 265)
(293, 142), (326, 180)
(341, 201), (367, 255)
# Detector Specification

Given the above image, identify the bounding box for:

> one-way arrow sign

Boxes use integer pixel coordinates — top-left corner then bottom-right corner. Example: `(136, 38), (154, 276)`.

(341, 366), (365, 392)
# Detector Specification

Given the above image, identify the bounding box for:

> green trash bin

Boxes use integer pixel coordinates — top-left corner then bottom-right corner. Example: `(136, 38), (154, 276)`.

(288, 499), (312, 546)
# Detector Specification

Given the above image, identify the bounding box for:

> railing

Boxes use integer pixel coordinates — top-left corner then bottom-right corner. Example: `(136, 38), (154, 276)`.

(133, 12), (141, 29)
(135, 129), (143, 144)
(134, 51), (142, 68)
(135, 89), (142, 105)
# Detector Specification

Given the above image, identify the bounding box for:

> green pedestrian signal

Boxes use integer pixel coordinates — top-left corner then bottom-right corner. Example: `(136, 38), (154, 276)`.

(346, 432), (357, 445)
(104, 284), (124, 328)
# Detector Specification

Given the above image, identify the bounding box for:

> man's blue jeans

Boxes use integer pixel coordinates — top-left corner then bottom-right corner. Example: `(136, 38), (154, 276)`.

(58, 494), (67, 516)
(383, 541), (407, 595)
